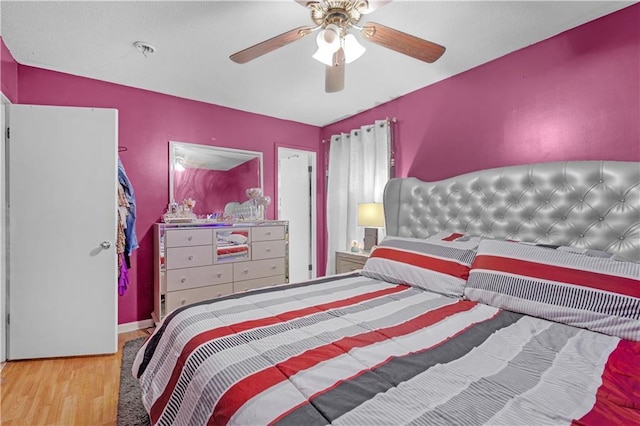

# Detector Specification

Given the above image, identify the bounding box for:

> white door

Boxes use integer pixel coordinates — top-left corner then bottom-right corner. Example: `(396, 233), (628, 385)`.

(1, 97), (8, 363)
(278, 148), (316, 282)
(8, 104), (118, 359)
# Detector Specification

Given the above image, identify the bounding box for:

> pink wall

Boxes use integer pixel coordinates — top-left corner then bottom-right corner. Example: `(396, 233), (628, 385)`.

(320, 4), (640, 272)
(6, 4), (639, 323)
(0, 37), (18, 102)
(173, 157), (260, 215)
(16, 66), (320, 324)
(322, 4), (639, 178)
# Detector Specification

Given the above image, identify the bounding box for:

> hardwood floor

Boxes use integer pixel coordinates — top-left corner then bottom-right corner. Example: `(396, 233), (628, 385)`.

(1, 329), (149, 425)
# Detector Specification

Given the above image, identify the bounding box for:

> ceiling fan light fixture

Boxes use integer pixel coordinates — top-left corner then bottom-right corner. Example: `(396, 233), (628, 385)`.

(343, 33), (366, 63)
(312, 48), (335, 66)
(312, 24), (341, 65)
(317, 24), (341, 50)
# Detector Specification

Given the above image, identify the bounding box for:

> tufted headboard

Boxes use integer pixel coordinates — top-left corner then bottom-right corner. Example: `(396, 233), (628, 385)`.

(384, 161), (640, 262)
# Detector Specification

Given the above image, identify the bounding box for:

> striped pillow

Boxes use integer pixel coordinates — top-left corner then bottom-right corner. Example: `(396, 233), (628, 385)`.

(361, 236), (477, 297)
(465, 240), (640, 341)
(425, 231), (482, 250)
(427, 231), (469, 242)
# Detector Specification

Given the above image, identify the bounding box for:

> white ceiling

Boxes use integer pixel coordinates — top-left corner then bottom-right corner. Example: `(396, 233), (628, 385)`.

(0, 1), (634, 127)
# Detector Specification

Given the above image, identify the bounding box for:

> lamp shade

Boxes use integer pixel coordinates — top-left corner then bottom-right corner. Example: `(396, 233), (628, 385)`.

(357, 203), (385, 227)
(312, 24), (341, 66)
(312, 47), (335, 66)
(343, 34), (366, 64)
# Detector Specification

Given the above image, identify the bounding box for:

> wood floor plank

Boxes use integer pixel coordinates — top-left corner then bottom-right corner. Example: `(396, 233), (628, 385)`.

(1, 329), (148, 425)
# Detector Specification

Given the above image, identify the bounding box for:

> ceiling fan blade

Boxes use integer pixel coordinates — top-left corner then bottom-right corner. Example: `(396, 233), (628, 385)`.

(362, 22), (445, 63)
(230, 26), (313, 64)
(326, 48), (345, 93)
(359, 0), (393, 14)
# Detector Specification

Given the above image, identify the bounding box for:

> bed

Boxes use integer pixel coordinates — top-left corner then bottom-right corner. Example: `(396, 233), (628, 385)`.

(133, 161), (640, 425)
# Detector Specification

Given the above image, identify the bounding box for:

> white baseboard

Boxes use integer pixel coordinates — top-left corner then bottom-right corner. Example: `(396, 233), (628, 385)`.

(118, 318), (155, 334)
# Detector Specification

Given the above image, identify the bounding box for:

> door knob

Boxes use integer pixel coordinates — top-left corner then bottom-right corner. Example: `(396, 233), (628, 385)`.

(100, 241), (111, 249)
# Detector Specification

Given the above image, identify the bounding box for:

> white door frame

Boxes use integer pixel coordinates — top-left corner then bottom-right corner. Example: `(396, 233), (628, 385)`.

(1, 93), (10, 364)
(276, 146), (317, 280)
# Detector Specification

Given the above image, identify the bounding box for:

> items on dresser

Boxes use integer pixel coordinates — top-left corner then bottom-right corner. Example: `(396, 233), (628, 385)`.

(153, 221), (288, 322)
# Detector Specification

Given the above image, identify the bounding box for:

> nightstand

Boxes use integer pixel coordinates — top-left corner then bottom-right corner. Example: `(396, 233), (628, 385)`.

(335, 250), (371, 274)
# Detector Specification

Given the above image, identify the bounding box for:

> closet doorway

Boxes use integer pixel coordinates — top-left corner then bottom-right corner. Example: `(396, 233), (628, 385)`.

(277, 147), (317, 283)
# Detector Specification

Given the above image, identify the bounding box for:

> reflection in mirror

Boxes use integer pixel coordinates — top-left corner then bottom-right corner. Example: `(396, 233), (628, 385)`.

(169, 141), (263, 216)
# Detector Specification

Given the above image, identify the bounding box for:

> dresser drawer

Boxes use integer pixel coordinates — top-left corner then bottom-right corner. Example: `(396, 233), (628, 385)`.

(166, 264), (233, 292)
(233, 258), (285, 281)
(335, 251), (369, 274)
(252, 226), (285, 242)
(251, 240), (286, 260)
(165, 283), (233, 313)
(233, 275), (286, 293)
(165, 228), (212, 248)
(166, 245), (213, 269)
(336, 259), (365, 274)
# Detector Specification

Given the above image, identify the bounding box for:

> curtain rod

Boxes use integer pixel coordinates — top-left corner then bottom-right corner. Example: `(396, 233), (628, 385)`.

(322, 117), (397, 143)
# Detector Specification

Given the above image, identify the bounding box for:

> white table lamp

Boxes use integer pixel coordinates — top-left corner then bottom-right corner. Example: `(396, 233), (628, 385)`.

(358, 202), (384, 251)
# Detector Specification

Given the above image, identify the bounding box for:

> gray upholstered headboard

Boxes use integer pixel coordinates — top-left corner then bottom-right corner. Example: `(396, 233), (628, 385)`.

(384, 161), (640, 262)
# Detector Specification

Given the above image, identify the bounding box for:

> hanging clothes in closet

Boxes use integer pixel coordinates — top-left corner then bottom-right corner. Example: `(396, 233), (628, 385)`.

(117, 155), (138, 295)
(117, 184), (130, 295)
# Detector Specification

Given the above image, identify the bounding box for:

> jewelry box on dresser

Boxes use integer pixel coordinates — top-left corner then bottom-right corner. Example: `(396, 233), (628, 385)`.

(152, 220), (289, 323)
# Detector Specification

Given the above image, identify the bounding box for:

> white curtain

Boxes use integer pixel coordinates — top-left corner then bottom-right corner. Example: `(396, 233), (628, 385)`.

(325, 119), (390, 275)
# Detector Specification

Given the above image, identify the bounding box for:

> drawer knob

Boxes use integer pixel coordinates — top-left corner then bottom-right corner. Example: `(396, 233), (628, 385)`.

(188, 256), (194, 261)
(181, 278), (186, 283)
(188, 236), (193, 241)
(217, 293), (222, 297)
(243, 269), (249, 274)
(266, 248), (271, 252)
(181, 299), (187, 306)
(266, 231), (271, 235)
(217, 273), (222, 278)
(271, 265), (277, 269)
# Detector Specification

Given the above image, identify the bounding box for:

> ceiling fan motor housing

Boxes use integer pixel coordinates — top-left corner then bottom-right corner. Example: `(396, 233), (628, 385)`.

(311, 0), (364, 30)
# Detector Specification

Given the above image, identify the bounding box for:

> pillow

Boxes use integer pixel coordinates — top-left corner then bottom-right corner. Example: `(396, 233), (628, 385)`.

(425, 231), (481, 249)
(465, 239), (640, 341)
(217, 231), (248, 244)
(427, 231), (469, 241)
(512, 241), (614, 259)
(228, 231), (249, 244)
(361, 236), (477, 297)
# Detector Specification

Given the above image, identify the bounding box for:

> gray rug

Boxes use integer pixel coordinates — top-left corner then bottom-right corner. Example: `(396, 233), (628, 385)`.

(118, 337), (150, 426)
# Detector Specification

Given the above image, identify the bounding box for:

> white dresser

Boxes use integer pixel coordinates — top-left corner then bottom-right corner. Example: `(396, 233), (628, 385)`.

(153, 221), (288, 322)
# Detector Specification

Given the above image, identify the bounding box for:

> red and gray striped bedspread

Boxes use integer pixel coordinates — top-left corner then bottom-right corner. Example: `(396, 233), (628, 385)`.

(133, 273), (640, 425)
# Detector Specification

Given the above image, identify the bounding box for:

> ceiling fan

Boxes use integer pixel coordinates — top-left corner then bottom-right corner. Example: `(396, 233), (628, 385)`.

(229, 0), (446, 93)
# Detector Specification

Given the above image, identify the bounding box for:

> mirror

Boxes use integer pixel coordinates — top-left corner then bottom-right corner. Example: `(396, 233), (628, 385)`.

(169, 141), (263, 216)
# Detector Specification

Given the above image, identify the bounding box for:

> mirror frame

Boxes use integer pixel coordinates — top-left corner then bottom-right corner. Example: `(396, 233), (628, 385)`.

(169, 141), (264, 211)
